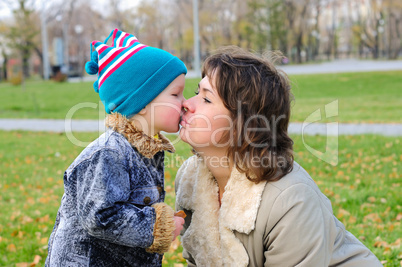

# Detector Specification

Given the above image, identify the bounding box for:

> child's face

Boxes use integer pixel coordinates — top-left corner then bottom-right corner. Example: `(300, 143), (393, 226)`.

(144, 74), (186, 133)
(180, 74), (232, 152)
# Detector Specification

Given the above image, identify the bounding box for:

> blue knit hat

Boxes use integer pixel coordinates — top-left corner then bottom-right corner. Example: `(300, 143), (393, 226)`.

(85, 29), (187, 117)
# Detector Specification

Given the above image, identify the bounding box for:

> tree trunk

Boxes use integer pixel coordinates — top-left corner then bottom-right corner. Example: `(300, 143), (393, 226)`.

(22, 48), (30, 78)
(296, 34), (302, 63)
(2, 58), (7, 81)
(33, 46), (43, 78)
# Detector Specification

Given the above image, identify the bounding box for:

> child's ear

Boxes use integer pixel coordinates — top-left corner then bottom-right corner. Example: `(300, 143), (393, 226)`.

(138, 107), (147, 115)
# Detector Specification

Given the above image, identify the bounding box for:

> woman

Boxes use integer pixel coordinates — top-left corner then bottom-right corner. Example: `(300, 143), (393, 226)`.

(175, 46), (381, 266)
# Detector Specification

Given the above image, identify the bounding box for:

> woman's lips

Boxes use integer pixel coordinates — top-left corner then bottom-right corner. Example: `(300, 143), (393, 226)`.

(180, 119), (187, 128)
(180, 117), (189, 128)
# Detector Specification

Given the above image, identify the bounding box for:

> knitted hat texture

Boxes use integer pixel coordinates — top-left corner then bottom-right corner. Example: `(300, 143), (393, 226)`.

(85, 29), (187, 117)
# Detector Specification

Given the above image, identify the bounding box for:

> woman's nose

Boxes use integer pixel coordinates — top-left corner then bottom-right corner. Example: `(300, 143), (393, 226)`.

(182, 98), (194, 113)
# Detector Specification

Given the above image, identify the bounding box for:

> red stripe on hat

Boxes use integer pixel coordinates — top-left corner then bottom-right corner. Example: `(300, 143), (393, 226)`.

(112, 29), (118, 44)
(128, 38), (139, 46)
(119, 33), (130, 47)
(92, 40), (102, 46)
(99, 47), (127, 73)
(99, 45), (147, 88)
(98, 46), (109, 54)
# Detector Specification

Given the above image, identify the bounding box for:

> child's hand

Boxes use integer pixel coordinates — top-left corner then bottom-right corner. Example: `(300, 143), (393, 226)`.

(172, 216), (185, 241)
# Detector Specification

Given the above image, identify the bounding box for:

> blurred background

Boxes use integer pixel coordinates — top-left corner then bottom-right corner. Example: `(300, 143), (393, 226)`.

(0, 0), (401, 82)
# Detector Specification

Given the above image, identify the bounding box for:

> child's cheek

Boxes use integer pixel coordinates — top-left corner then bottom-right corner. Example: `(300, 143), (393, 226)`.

(158, 107), (181, 126)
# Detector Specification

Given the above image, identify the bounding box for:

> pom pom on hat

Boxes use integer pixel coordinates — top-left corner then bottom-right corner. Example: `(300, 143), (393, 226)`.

(93, 80), (99, 93)
(85, 60), (98, 75)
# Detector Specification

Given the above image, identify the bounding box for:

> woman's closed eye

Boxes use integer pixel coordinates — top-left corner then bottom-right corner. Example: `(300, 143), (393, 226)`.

(195, 88), (211, 103)
(203, 97), (211, 103)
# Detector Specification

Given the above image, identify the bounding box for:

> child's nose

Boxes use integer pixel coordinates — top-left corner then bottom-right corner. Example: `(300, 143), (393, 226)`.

(180, 95), (186, 105)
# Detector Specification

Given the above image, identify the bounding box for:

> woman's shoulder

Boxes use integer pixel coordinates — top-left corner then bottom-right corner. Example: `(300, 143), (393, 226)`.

(267, 162), (321, 193)
(261, 161), (333, 212)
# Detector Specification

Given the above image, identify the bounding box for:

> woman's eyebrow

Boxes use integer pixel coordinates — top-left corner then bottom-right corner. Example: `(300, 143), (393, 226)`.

(202, 87), (215, 95)
(198, 82), (215, 95)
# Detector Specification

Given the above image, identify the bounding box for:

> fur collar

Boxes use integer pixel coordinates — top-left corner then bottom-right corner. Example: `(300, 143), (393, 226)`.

(105, 113), (175, 158)
(176, 156), (267, 266)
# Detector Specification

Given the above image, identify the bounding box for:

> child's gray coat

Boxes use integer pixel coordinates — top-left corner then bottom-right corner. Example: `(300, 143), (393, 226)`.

(46, 113), (175, 266)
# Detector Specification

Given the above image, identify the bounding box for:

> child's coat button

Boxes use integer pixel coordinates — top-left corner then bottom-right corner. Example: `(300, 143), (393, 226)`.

(157, 186), (163, 194)
(143, 196), (151, 205)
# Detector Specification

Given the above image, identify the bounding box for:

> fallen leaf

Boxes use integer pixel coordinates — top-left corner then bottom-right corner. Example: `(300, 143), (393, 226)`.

(174, 210), (187, 219)
(31, 255), (41, 266)
(391, 238), (401, 249)
(348, 216), (357, 224)
(169, 238), (181, 253)
(7, 243), (17, 252)
(40, 237), (48, 245)
(364, 213), (383, 223)
(374, 240), (388, 248)
(165, 185), (173, 193)
(337, 208), (350, 218)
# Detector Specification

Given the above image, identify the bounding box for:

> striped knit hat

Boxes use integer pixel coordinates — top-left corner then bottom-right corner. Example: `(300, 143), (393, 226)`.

(85, 29), (187, 117)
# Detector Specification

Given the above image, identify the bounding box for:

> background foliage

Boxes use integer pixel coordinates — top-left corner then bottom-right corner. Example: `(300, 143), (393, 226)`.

(0, 0), (401, 80)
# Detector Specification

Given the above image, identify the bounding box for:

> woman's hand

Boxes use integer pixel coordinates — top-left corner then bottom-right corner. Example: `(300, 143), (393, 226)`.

(173, 216), (185, 241)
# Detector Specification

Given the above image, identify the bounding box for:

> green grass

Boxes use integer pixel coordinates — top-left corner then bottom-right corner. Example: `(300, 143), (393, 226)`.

(289, 71), (402, 123)
(0, 70), (401, 123)
(0, 131), (400, 266)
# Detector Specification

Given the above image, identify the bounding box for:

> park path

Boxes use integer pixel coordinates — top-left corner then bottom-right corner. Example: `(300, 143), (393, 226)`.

(278, 58), (402, 75)
(0, 119), (401, 136)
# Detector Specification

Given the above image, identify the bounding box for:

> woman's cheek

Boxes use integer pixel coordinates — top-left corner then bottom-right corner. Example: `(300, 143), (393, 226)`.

(179, 122), (213, 148)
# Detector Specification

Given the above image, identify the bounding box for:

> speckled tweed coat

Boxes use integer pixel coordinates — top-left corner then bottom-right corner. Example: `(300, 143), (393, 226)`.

(46, 113), (176, 266)
(175, 156), (382, 267)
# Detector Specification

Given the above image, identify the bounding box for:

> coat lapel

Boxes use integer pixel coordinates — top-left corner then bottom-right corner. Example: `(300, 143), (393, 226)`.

(176, 156), (267, 266)
(105, 113), (175, 158)
(176, 156), (223, 266)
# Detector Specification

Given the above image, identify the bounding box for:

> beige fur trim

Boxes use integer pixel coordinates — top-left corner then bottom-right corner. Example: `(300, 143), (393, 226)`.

(105, 113), (175, 158)
(176, 156), (223, 266)
(176, 156), (267, 266)
(220, 167), (267, 234)
(146, 203), (175, 254)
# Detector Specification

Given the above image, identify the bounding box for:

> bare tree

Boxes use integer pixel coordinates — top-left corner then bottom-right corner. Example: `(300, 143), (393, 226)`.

(384, 0), (402, 59)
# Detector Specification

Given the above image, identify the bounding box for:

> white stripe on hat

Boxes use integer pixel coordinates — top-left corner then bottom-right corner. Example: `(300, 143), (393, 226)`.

(95, 43), (108, 52)
(99, 43), (146, 86)
(124, 36), (138, 47)
(98, 46), (125, 67)
(116, 32), (126, 47)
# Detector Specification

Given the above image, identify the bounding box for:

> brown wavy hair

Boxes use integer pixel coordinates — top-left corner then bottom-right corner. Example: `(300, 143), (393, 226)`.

(202, 46), (294, 183)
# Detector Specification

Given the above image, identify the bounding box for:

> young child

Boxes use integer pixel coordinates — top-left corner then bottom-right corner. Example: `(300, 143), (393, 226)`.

(46, 29), (187, 266)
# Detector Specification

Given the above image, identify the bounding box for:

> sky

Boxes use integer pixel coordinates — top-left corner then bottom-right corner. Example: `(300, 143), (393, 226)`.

(0, 0), (141, 19)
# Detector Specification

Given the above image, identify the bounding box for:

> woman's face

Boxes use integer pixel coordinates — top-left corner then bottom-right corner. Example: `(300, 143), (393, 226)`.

(180, 74), (232, 153)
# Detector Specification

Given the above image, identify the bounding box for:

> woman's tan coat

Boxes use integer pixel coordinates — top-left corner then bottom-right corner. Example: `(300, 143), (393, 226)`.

(175, 156), (382, 267)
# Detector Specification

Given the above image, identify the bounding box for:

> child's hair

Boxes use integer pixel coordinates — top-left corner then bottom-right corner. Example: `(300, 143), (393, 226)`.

(202, 46), (294, 183)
